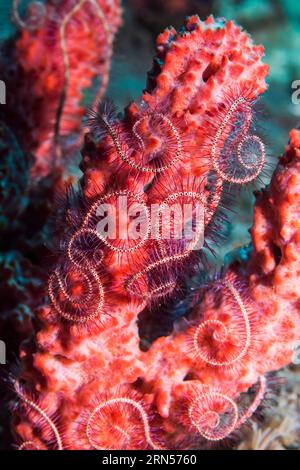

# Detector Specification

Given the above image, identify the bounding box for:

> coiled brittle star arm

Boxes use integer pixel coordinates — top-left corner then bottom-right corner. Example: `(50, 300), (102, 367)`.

(54, 0), (113, 163)
(15, 382), (63, 450)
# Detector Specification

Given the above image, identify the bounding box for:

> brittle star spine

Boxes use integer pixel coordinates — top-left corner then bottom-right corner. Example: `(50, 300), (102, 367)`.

(101, 113), (182, 173)
(211, 97), (265, 184)
(18, 440), (41, 451)
(188, 376), (266, 441)
(86, 397), (162, 450)
(55, 0), (111, 164)
(15, 383), (63, 450)
(12, 0), (45, 30)
(193, 279), (251, 366)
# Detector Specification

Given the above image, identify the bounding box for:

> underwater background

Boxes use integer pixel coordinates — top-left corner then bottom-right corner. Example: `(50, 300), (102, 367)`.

(0, 0), (300, 450)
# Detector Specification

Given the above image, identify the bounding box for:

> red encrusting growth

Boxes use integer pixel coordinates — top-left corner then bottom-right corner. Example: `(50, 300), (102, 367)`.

(13, 15), (300, 450)
(72, 389), (162, 450)
(10, 0), (122, 178)
(191, 273), (255, 368)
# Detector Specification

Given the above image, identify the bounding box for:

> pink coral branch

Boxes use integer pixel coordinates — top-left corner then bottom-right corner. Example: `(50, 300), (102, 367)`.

(13, 15), (300, 450)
